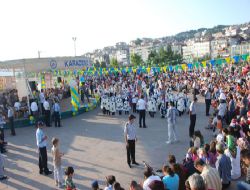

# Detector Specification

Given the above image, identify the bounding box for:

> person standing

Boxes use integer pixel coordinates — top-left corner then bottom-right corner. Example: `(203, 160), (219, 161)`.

(124, 114), (139, 168)
(51, 137), (64, 188)
(43, 98), (51, 127)
(204, 87), (211, 116)
(0, 112), (7, 154)
(36, 121), (52, 175)
(189, 97), (197, 138)
(166, 102), (178, 144)
(216, 143), (232, 189)
(39, 89), (45, 115)
(7, 106), (15, 136)
(137, 95), (147, 128)
(53, 100), (61, 127)
(31, 100), (39, 124)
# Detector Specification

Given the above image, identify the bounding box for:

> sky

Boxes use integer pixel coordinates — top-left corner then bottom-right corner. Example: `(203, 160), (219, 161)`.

(0, 0), (249, 61)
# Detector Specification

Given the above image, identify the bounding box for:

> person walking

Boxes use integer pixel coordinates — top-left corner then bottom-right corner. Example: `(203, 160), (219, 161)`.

(189, 97), (197, 138)
(137, 95), (147, 128)
(124, 114), (139, 168)
(166, 102), (178, 144)
(43, 98), (51, 127)
(53, 100), (61, 127)
(204, 87), (211, 116)
(7, 105), (15, 136)
(36, 121), (52, 175)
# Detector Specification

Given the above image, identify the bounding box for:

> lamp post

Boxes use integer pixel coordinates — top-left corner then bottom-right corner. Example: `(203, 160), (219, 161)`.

(72, 37), (77, 57)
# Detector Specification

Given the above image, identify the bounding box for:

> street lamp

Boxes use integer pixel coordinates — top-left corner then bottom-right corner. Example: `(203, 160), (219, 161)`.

(72, 37), (77, 57)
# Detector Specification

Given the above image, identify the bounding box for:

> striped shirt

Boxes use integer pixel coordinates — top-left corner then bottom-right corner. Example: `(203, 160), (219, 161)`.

(201, 165), (222, 190)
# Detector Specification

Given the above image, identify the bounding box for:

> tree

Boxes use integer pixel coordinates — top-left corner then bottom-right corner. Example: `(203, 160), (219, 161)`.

(134, 38), (143, 46)
(100, 61), (106, 68)
(147, 46), (183, 66)
(95, 60), (100, 67)
(110, 57), (119, 67)
(130, 53), (143, 66)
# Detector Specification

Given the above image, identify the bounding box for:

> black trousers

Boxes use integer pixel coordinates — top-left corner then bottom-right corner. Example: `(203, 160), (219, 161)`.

(139, 110), (146, 127)
(205, 99), (211, 116)
(9, 117), (16, 135)
(54, 112), (61, 127)
(45, 110), (51, 127)
(126, 140), (135, 164)
(132, 103), (137, 113)
(39, 146), (49, 173)
(189, 114), (196, 137)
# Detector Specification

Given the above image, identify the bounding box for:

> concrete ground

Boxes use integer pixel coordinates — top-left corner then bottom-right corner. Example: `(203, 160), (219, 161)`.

(0, 98), (240, 190)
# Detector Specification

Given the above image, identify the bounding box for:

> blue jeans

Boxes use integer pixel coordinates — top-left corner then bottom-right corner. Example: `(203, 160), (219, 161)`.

(237, 181), (250, 190)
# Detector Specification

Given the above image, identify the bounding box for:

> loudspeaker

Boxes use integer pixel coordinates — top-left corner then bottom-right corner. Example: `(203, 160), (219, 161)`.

(57, 77), (62, 83)
(29, 81), (37, 91)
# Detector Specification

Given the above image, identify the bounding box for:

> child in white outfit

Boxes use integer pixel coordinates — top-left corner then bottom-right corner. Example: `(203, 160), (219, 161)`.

(51, 138), (64, 188)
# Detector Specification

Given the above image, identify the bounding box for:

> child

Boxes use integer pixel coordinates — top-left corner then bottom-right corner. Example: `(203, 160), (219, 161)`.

(51, 138), (64, 188)
(65, 166), (76, 190)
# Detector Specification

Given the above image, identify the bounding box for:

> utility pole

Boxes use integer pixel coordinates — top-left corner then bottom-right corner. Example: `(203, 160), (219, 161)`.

(72, 37), (77, 57)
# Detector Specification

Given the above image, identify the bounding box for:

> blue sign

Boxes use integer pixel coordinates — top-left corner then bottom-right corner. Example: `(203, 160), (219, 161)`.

(64, 59), (89, 67)
(50, 59), (57, 69)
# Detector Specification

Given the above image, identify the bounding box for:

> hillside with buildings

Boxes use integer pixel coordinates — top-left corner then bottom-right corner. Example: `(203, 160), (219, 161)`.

(83, 22), (250, 66)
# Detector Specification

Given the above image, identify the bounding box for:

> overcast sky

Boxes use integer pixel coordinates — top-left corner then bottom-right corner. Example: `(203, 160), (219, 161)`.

(0, 0), (249, 61)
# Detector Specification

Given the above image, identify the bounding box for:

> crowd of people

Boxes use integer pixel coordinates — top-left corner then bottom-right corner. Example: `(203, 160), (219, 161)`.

(0, 62), (249, 190)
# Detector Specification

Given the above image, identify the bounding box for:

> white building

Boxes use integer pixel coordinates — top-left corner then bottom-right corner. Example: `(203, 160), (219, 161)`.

(182, 41), (210, 62)
(129, 45), (153, 62)
(231, 43), (250, 56)
(211, 38), (228, 58)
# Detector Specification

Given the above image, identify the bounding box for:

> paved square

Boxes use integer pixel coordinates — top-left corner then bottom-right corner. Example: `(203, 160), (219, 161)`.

(0, 99), (238, 190)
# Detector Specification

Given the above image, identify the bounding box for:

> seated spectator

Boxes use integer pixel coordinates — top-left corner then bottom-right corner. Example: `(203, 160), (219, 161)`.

(183, 152), (197, 177)
(215, 143), (232, 189)
(129, 181), (142, 190)
(104, 175), (116, 190)
(194, 159), (222, 190)
(143, 168), (161, 190)
(114, 182), (125, 190)
(208, 141), (217, 167)
(148, 180), (165, 190)
(237, 149), (250, 190)
(162, 165), (179, 190)
(185, 173), (205, 190)
(168, 154), (187, 190)
(91, 180), (102, 190)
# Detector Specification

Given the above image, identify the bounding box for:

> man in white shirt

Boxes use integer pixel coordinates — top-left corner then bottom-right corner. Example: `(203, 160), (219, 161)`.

(43, 98), (51, 127)
(124, 114), (139, 168)
(137, 95), (147, 128)
(31, 100), (39, 122)
(36, 121), (52, 175)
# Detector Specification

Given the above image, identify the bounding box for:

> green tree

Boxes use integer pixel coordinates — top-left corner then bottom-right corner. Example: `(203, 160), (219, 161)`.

(130, 53), (143, 66)
(100, 61), (106, 68)
(134, 38), (143, 46)
(110, 57), (119, 67)
(95, 60), (100, 67)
